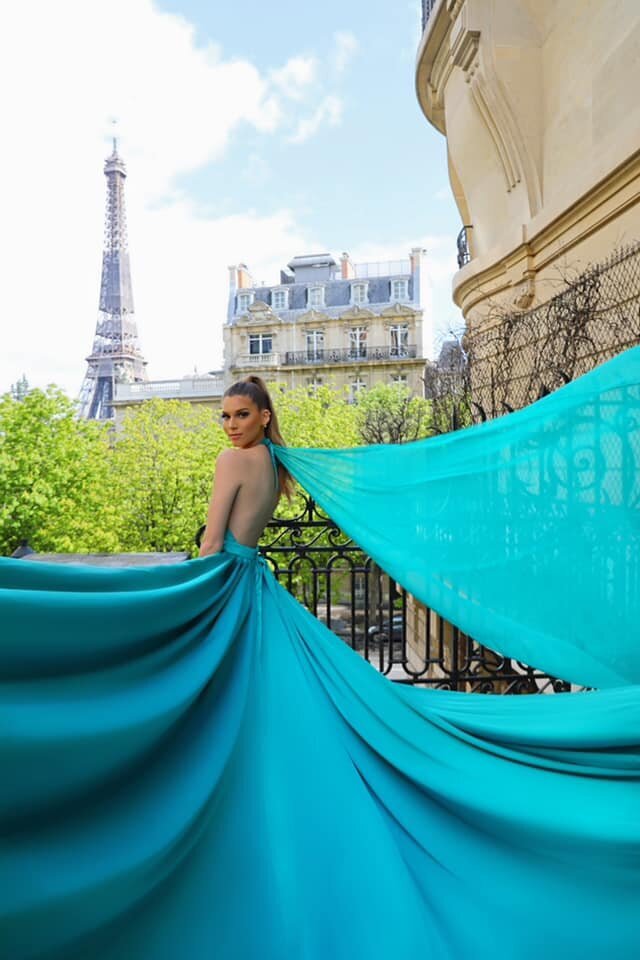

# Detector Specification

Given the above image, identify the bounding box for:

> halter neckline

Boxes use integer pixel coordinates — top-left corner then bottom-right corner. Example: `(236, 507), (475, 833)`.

(260, 436), (279, 489)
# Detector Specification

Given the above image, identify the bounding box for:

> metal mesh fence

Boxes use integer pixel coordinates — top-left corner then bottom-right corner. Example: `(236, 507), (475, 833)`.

(426, 239), (640, 427)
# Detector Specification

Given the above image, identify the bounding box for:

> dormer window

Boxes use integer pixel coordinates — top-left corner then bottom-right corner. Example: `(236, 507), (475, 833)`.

(390, 278), (409, 302)
(307, 285), (325, 308)
(272, 289), (288, 311)
(237, 292), (254, 313)
(351, 282), (368, 305)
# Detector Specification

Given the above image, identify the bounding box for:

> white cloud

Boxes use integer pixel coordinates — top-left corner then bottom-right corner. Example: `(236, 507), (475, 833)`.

(287, 95), (343, 144)
(0, 0), (321, 395)
(270, 55), (318, 100)
(332, 31), (359, 73)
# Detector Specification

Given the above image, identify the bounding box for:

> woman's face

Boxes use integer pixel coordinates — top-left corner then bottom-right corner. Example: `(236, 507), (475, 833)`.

(221, 394), (270, 448)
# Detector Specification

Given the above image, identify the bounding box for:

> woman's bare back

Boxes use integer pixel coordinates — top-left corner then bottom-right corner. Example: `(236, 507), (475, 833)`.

(225, 443), (281, 547)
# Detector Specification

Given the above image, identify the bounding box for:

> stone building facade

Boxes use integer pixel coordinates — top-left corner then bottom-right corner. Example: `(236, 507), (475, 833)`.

(408, 0), (640, 688)
(224, 250), (432, 397)
(416, 0), (640, 328)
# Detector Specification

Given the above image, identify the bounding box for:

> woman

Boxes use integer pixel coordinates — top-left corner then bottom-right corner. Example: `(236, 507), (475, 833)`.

(198, 375), (293, 558)
(1, 356), (639, 959)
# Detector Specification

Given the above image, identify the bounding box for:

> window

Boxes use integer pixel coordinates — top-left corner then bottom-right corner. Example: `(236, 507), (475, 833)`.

(308, 285), (325, 308)
(237, 292), (254, 313)
(350, 377), (366, 402)
(237, 292), (253, 312)
(351, 282), (368, 305)
(389, 323), (409, 357)
(306, 329), (325, 361)
(391, 374), (408, 388)
(249, 333), (272, 355)
(390, 279), (409, 302)
(307, 375), (323, 395)
(349, 326), (367, 359)
(272, 289), (288, 311)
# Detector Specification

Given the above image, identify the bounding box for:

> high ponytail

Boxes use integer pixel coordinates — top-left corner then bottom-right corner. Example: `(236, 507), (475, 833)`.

(223, 375), (295, 500)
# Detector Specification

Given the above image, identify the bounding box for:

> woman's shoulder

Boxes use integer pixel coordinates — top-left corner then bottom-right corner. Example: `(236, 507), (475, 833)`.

(216, 444), (267, 472)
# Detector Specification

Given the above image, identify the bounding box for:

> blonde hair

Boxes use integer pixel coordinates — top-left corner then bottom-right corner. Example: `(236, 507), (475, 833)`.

(223, 375), (295, 500)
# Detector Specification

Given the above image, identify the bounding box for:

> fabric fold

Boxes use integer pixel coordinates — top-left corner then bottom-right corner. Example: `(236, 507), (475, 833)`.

(274, 345), (640, 688)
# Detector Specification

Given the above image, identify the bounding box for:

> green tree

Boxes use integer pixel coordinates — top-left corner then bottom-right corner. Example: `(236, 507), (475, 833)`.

(354, 382), (433, 445)
(271, 381), (360, 449)
(10, 374), (30, 402)
(111, 399), (226, 554)
(0, 387), (116, 556)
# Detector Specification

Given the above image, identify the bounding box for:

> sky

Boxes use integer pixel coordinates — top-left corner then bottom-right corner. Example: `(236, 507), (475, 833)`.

(0, 0), (463, 397)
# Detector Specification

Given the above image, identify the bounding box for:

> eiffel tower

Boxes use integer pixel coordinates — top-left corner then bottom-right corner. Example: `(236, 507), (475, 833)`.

(78, 138), (147, 419)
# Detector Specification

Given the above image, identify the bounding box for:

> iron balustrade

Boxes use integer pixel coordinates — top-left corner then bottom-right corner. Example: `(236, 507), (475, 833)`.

(457, 225), (472, 268)
(195, 500), (571, 693)
(422, 0), (438, 31)
(284, 345), (418, 366)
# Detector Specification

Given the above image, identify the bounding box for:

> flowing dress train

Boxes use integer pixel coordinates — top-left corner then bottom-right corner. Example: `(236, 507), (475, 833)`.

(2, 349), (640, 958)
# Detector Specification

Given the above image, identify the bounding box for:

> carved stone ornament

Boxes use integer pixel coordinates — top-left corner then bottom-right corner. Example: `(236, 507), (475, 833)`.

(339, 305), (376, 322)
(380, 303), (416, 318)
(244, 300), (276, 324)
(297, 309), (331, 325)
(511, 276), (535, 311)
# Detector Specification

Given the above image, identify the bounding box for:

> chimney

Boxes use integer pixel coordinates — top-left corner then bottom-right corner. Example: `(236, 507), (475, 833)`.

(410, 247), (426, 273)
(340, 252), (355, 279)
(237, 263), (253, 289)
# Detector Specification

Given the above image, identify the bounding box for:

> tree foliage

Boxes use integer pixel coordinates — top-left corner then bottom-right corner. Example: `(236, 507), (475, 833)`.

(0, 388), (116, 556)
(354, 383), (433, 445)
(111, 400), (225, 554)
(0, 381), (429, 557)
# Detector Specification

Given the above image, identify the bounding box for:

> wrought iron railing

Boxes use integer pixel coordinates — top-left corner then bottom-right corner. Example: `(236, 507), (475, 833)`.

(456, 225), (472, 268)
(203, 498), (569, 692)
(195, 500), (570, 693)
(422, 0), (438, 31)
(284, 345), (418, 366)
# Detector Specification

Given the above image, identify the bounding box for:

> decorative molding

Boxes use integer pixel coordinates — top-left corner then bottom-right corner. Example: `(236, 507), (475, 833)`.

(248, 299), (271, 313)
(338, 306), (376, 322)
(511, 274), (536, 311)
(297, 309), (332, 325)
(450, 22), (480, 79)
(470, 73), (521, 191)
(446, 0), (465, 18)
(380, 303), (417, 318)
(425, 5), (542, 218)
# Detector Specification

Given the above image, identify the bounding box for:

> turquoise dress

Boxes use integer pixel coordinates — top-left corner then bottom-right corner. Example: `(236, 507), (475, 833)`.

(1, 354), (640, 959)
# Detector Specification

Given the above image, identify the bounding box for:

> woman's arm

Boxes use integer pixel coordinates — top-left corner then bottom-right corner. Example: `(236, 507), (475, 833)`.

(198, 450), (242, 557)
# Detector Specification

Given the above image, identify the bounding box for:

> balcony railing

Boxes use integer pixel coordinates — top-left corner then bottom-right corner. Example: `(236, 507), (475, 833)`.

(457, 226), (473, 268)
(284, 345), (418, 366)
(422, 0), (438, 30)
(114, 376), (224, 402)
(352, 259), (411, 279)
(233, 352), (281, 367)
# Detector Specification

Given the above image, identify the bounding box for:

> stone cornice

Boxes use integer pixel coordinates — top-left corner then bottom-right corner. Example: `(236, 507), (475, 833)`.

(453, 146), (640, 315)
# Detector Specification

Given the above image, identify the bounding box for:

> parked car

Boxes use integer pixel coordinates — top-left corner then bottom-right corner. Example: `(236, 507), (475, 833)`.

(367, 614), (404, 643)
